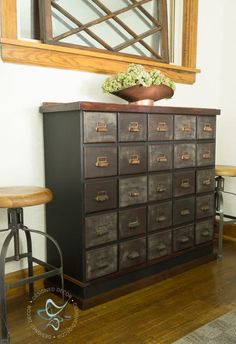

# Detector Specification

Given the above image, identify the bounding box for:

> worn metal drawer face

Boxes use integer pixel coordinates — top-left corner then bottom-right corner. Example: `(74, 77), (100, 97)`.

(84, 146), (117, 178)
(148, 201), (172, 232)
(85, 180), (117, 213)
(86, 244), (117, 280)
(197, 116), (216, 139)
(83, 112), (117, 143)
(119, 237), (146, 270)
(148, 114), (173, 141)
(148, 144), (173, 171)
(174, 143), (196, 169)
(119, 176), (147, 207)
(173, 170), (195, 197)
(173, 197), (195, 226)
(196, 194), (214, 219)
(119, 206), (146, 239)
(119, 144), (147, 175)
(174, 115), (196, 140)
(195, 219), (214, 245)
(118, 113), (147, 142)
(148, 230), (172, 260)
(85, 212), (117, 248)
(173, 224), (194, 252)
(148, 173), (172, 201)
(196, 168), (215, 194)
(197, 143), (215, 167)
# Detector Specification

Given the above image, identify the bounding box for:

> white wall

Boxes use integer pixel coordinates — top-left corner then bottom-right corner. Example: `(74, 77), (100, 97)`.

(0, 0), (234, 273)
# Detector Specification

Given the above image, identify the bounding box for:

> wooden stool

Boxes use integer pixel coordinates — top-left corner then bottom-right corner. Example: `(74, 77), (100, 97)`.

(215, 166), (236, 258)
(0, 187), (64, 344)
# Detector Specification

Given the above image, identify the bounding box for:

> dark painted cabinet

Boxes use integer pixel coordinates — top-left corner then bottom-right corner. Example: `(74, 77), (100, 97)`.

(41, 101), (220, 308)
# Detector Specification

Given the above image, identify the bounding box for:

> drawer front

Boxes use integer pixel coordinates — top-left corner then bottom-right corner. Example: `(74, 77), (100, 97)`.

(196, 194), (214, 219)
(197, 116), (216, 139)
(148, 143), (173, 171)
(119, 176), (147, 207)
(118, 113), (147, 142)
(148, 173), (172, 201)
(148, 114), (173, 141)
(197, 142), (215, 167)
(174, 115), (196, 140)
(195, 219), (214, 244)
(119, 144), (147, 175)
(86, 244), (117, 280)
(174, 143), (196, 169)
(84, 146), (117, 178)
(196, 168), (215, 193)
(85, 179), (117, 213)
(85, 212), (117, 248)
(173, 224), (194, 252)
(173, 170), (195, 197)
(119, 237), (146, 270)
(173, 196), (195, 226)
(148, 201), (172, 232)
(148, 230), (172, 260)
(83, 112), (117, 143)
(119, 206), (146, 239)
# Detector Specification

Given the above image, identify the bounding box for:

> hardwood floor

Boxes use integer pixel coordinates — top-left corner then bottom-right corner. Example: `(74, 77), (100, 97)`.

(5, 240), (236, 344)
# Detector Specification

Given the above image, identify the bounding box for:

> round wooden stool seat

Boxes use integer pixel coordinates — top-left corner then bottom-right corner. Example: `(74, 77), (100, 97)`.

(215, 165), (236, 177)
(0, 186), (53, 208)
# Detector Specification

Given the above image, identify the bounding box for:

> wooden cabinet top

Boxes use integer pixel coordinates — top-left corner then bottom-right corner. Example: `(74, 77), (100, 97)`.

(40, 101), (221, 116)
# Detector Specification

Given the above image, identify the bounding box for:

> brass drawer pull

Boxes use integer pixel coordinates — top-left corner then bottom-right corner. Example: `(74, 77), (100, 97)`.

(95, 191), (109, 202)
(202, 178), (211, 186)
(156, 215), (166, 223)
(129, 154), (140, 165)
(128, 122), (140, 132)
(181, 125), (191, 132)
(201, 205), (210, 212)
(128, 251), (140, 260)
(180, 209), (190, 216)
(96, 121), (108, 132)
(180, 236), (190, 243)
(181, 152), (190, 161)
(157, 243), (167, 251)
(128, 219), (140, 229)
(96, 156), (109, 168)
(201, 230), (210, 237)
(97, 263), (109, 270)
(180, 179), (190, 188)
(202, 151), (211, 159)
(129, 191), (140, 198)
(157, 154), (168, 162)
(156, 122), (167, 132)
(156, 185), (166, 193)
(96, 225), (109, 236)
(203, 123), (213, 132)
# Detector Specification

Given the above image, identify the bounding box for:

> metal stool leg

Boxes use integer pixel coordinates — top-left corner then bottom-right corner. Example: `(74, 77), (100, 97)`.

(215, 176), (225, 258)
(24, 229), (34, 299)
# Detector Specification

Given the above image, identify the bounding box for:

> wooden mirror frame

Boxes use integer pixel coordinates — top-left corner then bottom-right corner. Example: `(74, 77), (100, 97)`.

(0, 0), (199, 84)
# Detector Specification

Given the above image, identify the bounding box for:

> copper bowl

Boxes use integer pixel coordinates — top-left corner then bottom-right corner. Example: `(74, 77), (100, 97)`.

(113, 84), (174, 105)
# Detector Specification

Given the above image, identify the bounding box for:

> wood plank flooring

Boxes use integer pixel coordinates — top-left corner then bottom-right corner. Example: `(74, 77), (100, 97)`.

(5, 241), (236, 344)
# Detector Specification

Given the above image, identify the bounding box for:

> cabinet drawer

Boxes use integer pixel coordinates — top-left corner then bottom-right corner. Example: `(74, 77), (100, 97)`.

(173, 196), (195, 226)
(119, 144), (147, 175)
(86, 244), (117, 280)
(85, 212), (117, 248)
(197, 143), (215, 167)
(84, 146), (117, 178)
(174, 115), (196, 140)
(196, 168), (215, 193)
(197, 116), (216, 139)
(119, 237), (146, 270)
(174, 143), (196, 169)
(148, 114), (173, 141)
(119, 206), (146, 239)
(148, 230), (172, 260)
(83, 112), (117, 143)
(196, 194), (214, 219)
(148, 143), (173, 171)
(119, 176), (147, 207)
(85, 179), (117, 213)
(173, 170), (195, 197)
(148, 201), (172, 232)
(148, 173), (172, 201)
(173, 224), (194, 252)
(118, 113), (147, 141)
(195, 219), (214, 244)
